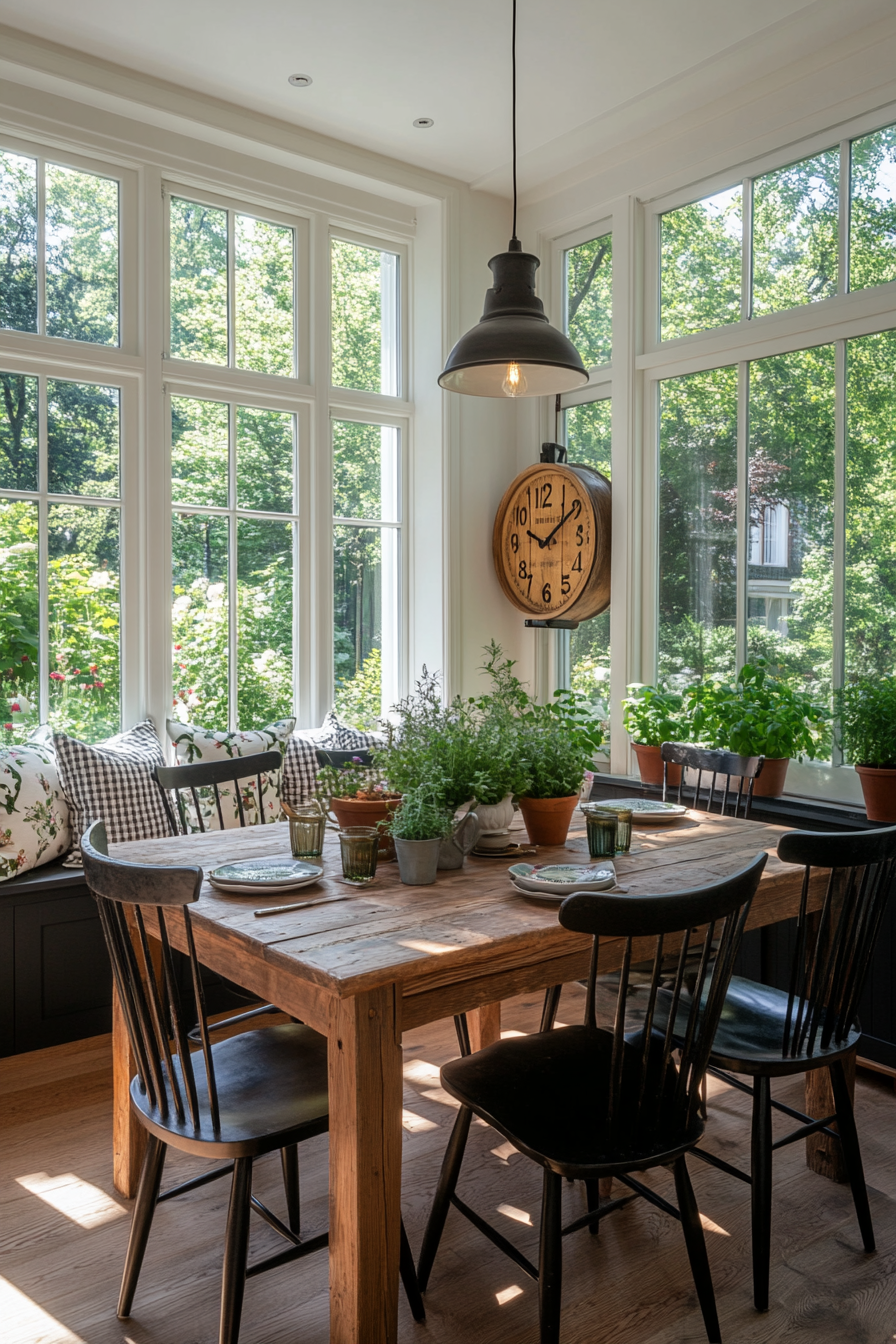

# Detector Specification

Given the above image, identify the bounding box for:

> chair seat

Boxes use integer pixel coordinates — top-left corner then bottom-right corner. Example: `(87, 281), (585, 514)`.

(706, 975), (861, 1076)
(441, 1025), (702, 1178)
(131, 1023), (329, 1158)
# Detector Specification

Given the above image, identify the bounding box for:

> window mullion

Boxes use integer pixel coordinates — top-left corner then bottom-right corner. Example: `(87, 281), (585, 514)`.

(832, 338), (847, 766)
(37, 157), (46, 338)
(838, 139), (851, 297)
(227, 209), (236, 371)
(228, 402), (238, 730)
(735, 361), (749, 672)
(741, 177), (753, 322)
(37, 375), (49, 726)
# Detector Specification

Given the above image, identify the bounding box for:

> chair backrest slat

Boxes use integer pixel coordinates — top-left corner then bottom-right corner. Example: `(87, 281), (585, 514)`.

(81, 821), (220, 1135)
(562, 853), (767, 1156)
(154, 751), (284, 837)
(774, 825), (896, 1060)
(661, 742), (764, 820)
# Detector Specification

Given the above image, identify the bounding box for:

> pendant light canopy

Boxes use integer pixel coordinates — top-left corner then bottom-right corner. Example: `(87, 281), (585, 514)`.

(439, 1), (589, 399)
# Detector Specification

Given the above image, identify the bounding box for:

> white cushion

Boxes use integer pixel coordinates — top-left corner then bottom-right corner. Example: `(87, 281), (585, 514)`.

(166, 717), (295, 830)
(53, 719), (169, 863)
(0, 740), (72, 882)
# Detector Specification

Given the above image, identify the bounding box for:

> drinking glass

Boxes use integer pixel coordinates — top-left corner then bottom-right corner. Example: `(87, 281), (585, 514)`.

(288, 808), (327, 859)
(339, 826), (379, 883)
(613, 808), (633, 855)
(582, 804), (617, 859)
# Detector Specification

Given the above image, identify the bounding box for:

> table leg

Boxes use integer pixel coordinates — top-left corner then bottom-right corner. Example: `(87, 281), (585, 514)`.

(328, 985), (403, 1344)
(112, 981), (147, 1197)
(467, 1001), (502, 1051)
(805, 1047), (857, 1181)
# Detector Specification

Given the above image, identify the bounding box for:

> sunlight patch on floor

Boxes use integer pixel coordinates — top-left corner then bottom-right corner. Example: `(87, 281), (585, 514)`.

(491, 1140), (519, 1162)
(496, 1284), (524, 1305)
(422, 1087), (462, 1109)
(402, 1109), (439, 1132)
(497, 1203), (532, 1226)
(699, 1212), (730, 1236)
(403, 1059), (441, 1083)
(0, 1275), (87, 1343)
(500, 1029), (526, 1038)
(16, 1172), (128, 1229)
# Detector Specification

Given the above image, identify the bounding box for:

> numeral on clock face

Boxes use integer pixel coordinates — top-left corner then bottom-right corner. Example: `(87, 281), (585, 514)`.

(499, 467), (597, 616)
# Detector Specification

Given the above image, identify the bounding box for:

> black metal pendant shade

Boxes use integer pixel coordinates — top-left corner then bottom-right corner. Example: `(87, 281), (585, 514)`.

(439, 243), (589, 398)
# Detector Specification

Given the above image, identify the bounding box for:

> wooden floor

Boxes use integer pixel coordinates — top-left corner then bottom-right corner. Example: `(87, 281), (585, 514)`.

(3, 986), (896, 1344)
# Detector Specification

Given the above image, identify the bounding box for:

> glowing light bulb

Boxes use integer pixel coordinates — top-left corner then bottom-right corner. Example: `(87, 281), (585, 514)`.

(502, 362), (528, 397)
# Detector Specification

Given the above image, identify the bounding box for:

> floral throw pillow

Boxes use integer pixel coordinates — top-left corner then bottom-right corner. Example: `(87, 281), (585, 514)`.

(0, 741), (72, 882)
(166, 717), (295, 830)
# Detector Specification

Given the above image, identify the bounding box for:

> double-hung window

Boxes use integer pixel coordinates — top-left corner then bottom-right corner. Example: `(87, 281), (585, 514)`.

(1, 140), (133, 744)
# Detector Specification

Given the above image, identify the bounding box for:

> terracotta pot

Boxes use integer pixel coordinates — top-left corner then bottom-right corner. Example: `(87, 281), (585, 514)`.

(518, 794), (579, 847)
(631, 742), (682, 789)
(751, 757), (789, 798)
(330, 796), (399, 859)
(855, 765), (896, 822)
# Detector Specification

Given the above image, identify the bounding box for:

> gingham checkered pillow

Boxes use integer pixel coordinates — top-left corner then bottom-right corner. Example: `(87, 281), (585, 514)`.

(320, 711), (386, 751)
(53, 719), (169, 864)
(281, 733), (320, 808)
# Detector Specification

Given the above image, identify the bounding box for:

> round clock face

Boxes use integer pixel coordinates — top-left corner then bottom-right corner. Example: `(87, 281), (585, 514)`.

(496, 466), (597, 617)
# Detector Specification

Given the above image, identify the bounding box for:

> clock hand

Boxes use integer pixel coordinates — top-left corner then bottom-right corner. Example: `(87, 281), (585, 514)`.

(526, 528), (547, 548)
(541, 504), (578, 548)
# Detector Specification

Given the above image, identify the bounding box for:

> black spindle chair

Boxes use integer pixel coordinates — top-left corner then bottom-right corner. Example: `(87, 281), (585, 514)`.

(662, 742), (765, 819)
(154, 752), (287, 1037)
(81, 821), (423, 1344)
(690, 824), (896, 1312)
(417, 854), (767, 1344)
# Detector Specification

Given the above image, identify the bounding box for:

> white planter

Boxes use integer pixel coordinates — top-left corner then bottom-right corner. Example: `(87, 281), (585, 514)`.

(473, 793), (515, 835)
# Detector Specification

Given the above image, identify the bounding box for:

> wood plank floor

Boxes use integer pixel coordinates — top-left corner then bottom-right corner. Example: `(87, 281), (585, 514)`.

(3, 986), (896, 1344)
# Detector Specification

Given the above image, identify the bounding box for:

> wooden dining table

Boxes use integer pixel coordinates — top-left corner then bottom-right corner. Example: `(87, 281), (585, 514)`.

(109, 809), (820, 1344)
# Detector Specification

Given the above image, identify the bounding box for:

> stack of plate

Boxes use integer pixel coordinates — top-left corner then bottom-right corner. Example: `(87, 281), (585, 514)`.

(586, 798), (687, 824)
(208, 858), (323, 896)
(508, 862), (616, 902)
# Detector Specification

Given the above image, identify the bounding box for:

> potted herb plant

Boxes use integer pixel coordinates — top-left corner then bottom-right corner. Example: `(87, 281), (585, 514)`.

(515, 688), (604, 846)
(621, 684), (690, 786)
(388, 784), (455, 886)
(685, 661), (830, 797)
(837, 674), (896, 821)
(315, 756), (400, 858)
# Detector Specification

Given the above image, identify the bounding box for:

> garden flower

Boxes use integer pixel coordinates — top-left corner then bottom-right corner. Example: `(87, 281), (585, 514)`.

(174, 645), (181, 651)
(49, 671), (65, 681)
(21, 655), (28, 663)
(89, 664), (98, 672)
(3, 723), (12, 731)
(10, 703), (21, 713)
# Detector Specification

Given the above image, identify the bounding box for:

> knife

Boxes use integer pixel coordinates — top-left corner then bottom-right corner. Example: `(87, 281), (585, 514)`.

(254, 893), (352, 917)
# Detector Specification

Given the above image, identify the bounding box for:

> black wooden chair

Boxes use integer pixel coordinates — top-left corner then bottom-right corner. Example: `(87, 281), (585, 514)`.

(661, 742), (765, 819)
(154, 752), (287, 1037)
(689, 824), (896, 1312)
(417, 854), (767, 1344)
(81, 821), (423, 1344)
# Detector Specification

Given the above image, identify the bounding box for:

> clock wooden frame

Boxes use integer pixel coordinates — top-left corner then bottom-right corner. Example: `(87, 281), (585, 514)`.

(492, 462), (611, 622)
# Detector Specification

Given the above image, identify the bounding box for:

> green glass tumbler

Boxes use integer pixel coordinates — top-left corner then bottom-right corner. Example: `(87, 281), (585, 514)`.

(582, 805), (618, 859)
(339, 826), (379, 884)
(288, 808), (327, 858)
(613, 808), (633, 855)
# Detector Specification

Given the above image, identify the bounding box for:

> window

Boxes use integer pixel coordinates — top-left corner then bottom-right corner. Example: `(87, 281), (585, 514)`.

(564, 233), (612, 368)
(1, 372), (122, 743)
(170, 396), (296, 731)
(169, 194), (296, 375)
(564, 400), (611, 734)
(1, 148), (119, 345)
(332, 419), (400, 727)
(661, 186), (742, 340)
(331, 237), (400, 395)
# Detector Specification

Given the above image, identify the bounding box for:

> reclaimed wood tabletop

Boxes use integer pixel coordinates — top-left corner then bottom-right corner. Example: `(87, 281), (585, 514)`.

(109, 810), (813, 1344)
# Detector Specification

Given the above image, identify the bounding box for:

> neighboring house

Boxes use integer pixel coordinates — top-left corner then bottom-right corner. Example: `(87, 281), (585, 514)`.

(748, 502), (793, 635)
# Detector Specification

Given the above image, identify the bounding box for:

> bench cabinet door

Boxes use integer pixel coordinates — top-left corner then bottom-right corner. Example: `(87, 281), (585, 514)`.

(13, 893), (113, 1053)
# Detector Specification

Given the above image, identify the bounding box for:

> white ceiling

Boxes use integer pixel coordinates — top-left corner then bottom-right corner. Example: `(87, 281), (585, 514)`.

(0, 0), (871, 194)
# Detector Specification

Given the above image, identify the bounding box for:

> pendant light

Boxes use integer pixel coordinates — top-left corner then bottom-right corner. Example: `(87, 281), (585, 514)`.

(438, 0), (589, 399)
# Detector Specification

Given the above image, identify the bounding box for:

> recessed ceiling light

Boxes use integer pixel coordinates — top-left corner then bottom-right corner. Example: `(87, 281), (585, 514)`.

(288, 74), (313, 87)
(413, 117), (434, 129)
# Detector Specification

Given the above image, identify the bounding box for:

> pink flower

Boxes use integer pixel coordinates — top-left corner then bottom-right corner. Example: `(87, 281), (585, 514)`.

(94, 681), (105, 690)
(21, 655), (28, 663)
(73, 669), (80, 675)
(49, 671), (65, 681)
(3, 723), (12, 731)
(89, 664), (98, 672)
(10, 703), (20, 713)
(174, 644), (181, 651)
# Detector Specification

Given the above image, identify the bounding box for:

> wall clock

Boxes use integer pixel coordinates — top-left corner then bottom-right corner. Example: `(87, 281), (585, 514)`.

(492, 461), (611, 623)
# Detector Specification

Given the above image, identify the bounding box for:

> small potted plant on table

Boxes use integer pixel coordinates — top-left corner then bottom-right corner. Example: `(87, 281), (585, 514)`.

(389, 784), (456, 886)
(515, 689), (604, 847)
(621, 684), (690, 786)
(686, 661), (830, 797)
(315, 756), (401, 858)
(837, 674), (896, 821)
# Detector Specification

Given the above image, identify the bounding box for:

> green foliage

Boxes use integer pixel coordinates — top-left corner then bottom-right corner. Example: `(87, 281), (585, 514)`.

(45, 163), (119, 345)
(388, 784), (454, 842)
(0, 149), (37, 333)
(836, 675), (896, 767)
(850, 125), (896, 291)
(684, 661), (830, 760)
(751, 150), (839, 316)
(662, 186), (742, 340)
(331, 239), (390, 393)
(566, 234), (612, 367)
(374, 668), (486, 811)
(335, 647), (383, 730)
(314, 756), (389, 806)
(621, 684), (690, 747)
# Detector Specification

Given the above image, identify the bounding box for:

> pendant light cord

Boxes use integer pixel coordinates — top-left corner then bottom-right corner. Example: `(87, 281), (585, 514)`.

(511, 0), (518, 243)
